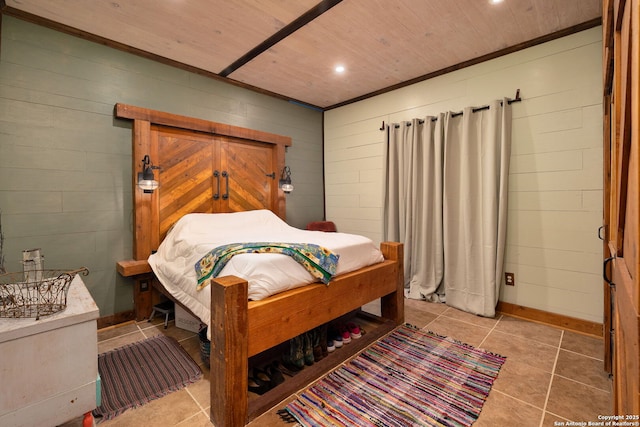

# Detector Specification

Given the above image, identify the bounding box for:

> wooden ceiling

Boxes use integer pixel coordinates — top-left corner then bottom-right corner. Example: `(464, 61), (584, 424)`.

(1, 0), (602, 110)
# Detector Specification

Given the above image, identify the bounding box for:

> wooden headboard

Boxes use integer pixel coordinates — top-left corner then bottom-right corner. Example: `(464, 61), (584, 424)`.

(115, 103), (292, 273)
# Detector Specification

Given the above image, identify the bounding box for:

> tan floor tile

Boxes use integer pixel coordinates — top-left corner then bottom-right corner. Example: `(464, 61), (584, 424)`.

(542, 412), (569, 426)
(474, 390), (543, 427)
(97, 321), (138, 341)
(179, 334), (206, 366)
(246, 396), (298, 426)
(494, 315), (563, 347)
(442, 306), (500, 329)
(405, 298), (449, 315)
(555, 349), (611, 392)
(393, 298), (443, 328)
(424, 316), (492, 347)
(546, 375), (612, 422)
(481, 330), (558, 373)
(491, 358), (552, 408)
(140, 315), (173, 328)
(98, 389), (202, 426)
(138, 324), (167, 339)
(176, 411), (214, 426)
(187, 367), (212, 408)
(97, 330), (147, 353)
(141, 321), (197, 341)
(561, 330), (604, 360)
(404, 306), (439, 329)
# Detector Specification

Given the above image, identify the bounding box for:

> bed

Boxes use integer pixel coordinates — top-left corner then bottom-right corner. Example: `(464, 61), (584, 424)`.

(148, 209), (387, 338)
(114, 104), (404, 426)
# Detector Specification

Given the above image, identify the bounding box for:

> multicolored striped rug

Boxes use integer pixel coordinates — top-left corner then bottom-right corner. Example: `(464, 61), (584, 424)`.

(285, 324), (505, 426)
(93, 334), (202, 420)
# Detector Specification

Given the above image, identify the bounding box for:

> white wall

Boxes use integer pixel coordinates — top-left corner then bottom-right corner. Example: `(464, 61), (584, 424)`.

(324, 27), (603, 323)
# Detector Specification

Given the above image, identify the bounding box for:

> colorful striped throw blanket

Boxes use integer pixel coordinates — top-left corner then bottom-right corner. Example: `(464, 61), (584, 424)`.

(195, 242), (340, 291)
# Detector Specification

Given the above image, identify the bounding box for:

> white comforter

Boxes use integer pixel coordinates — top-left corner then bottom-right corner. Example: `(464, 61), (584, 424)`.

(148, 210), (383, 332)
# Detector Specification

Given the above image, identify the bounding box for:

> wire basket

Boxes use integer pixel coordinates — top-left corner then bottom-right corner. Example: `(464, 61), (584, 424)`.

(0, 267), (89, 320)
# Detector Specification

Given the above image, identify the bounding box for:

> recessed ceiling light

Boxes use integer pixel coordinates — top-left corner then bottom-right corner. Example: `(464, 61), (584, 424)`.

(335, 65), (345, 73)
(490, 0), (504, 4)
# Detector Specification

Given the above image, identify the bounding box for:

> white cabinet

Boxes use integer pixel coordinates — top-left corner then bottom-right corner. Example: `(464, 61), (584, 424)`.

(0, 275), (99, 427)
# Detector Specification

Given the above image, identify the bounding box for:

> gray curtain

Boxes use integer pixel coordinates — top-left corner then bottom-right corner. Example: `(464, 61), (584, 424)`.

(383, 99), (512, 317)
(383, 116), (445, 301)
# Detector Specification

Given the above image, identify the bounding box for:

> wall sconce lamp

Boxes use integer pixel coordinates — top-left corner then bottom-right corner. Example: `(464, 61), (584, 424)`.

(279, 166), (294, 194)
(137, 155), (160, 193)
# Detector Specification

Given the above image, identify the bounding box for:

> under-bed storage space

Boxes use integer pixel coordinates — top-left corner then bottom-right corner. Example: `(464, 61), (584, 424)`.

(245, 309), (398, 421)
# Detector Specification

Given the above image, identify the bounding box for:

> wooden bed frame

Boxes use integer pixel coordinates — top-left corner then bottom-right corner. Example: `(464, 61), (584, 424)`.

(114, 104), (405, 426)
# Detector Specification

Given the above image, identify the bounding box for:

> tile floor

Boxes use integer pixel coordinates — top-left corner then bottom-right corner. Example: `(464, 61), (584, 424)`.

(75, 299), (612, 426)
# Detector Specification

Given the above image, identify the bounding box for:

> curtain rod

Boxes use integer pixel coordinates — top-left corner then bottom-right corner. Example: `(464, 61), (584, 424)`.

(380, 89), (522, 130)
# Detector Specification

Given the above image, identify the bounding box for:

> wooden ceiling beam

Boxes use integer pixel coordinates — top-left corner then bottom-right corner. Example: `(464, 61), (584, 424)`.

(219, 0), (343, 77)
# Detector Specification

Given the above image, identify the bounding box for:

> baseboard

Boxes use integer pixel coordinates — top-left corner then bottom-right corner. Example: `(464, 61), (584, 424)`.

(496, 301), (603, 337)
(97, 310), (136, 330)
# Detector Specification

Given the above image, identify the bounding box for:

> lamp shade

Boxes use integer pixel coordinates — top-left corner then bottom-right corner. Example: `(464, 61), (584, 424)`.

(138, 155), (160, 193)
(281, 182), (294, 193)
(279, 166), (294, 194)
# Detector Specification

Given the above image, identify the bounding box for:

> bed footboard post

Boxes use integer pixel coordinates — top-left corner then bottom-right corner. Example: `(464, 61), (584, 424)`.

(210, 275), (249, 427)
(380, 242), (404, 325)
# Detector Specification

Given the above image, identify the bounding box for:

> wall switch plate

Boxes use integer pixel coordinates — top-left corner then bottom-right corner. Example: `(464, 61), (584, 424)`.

(505, 272), (515, 286)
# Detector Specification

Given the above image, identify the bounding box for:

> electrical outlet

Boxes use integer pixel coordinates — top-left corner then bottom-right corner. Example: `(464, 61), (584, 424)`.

(505, 272), (515, 286)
